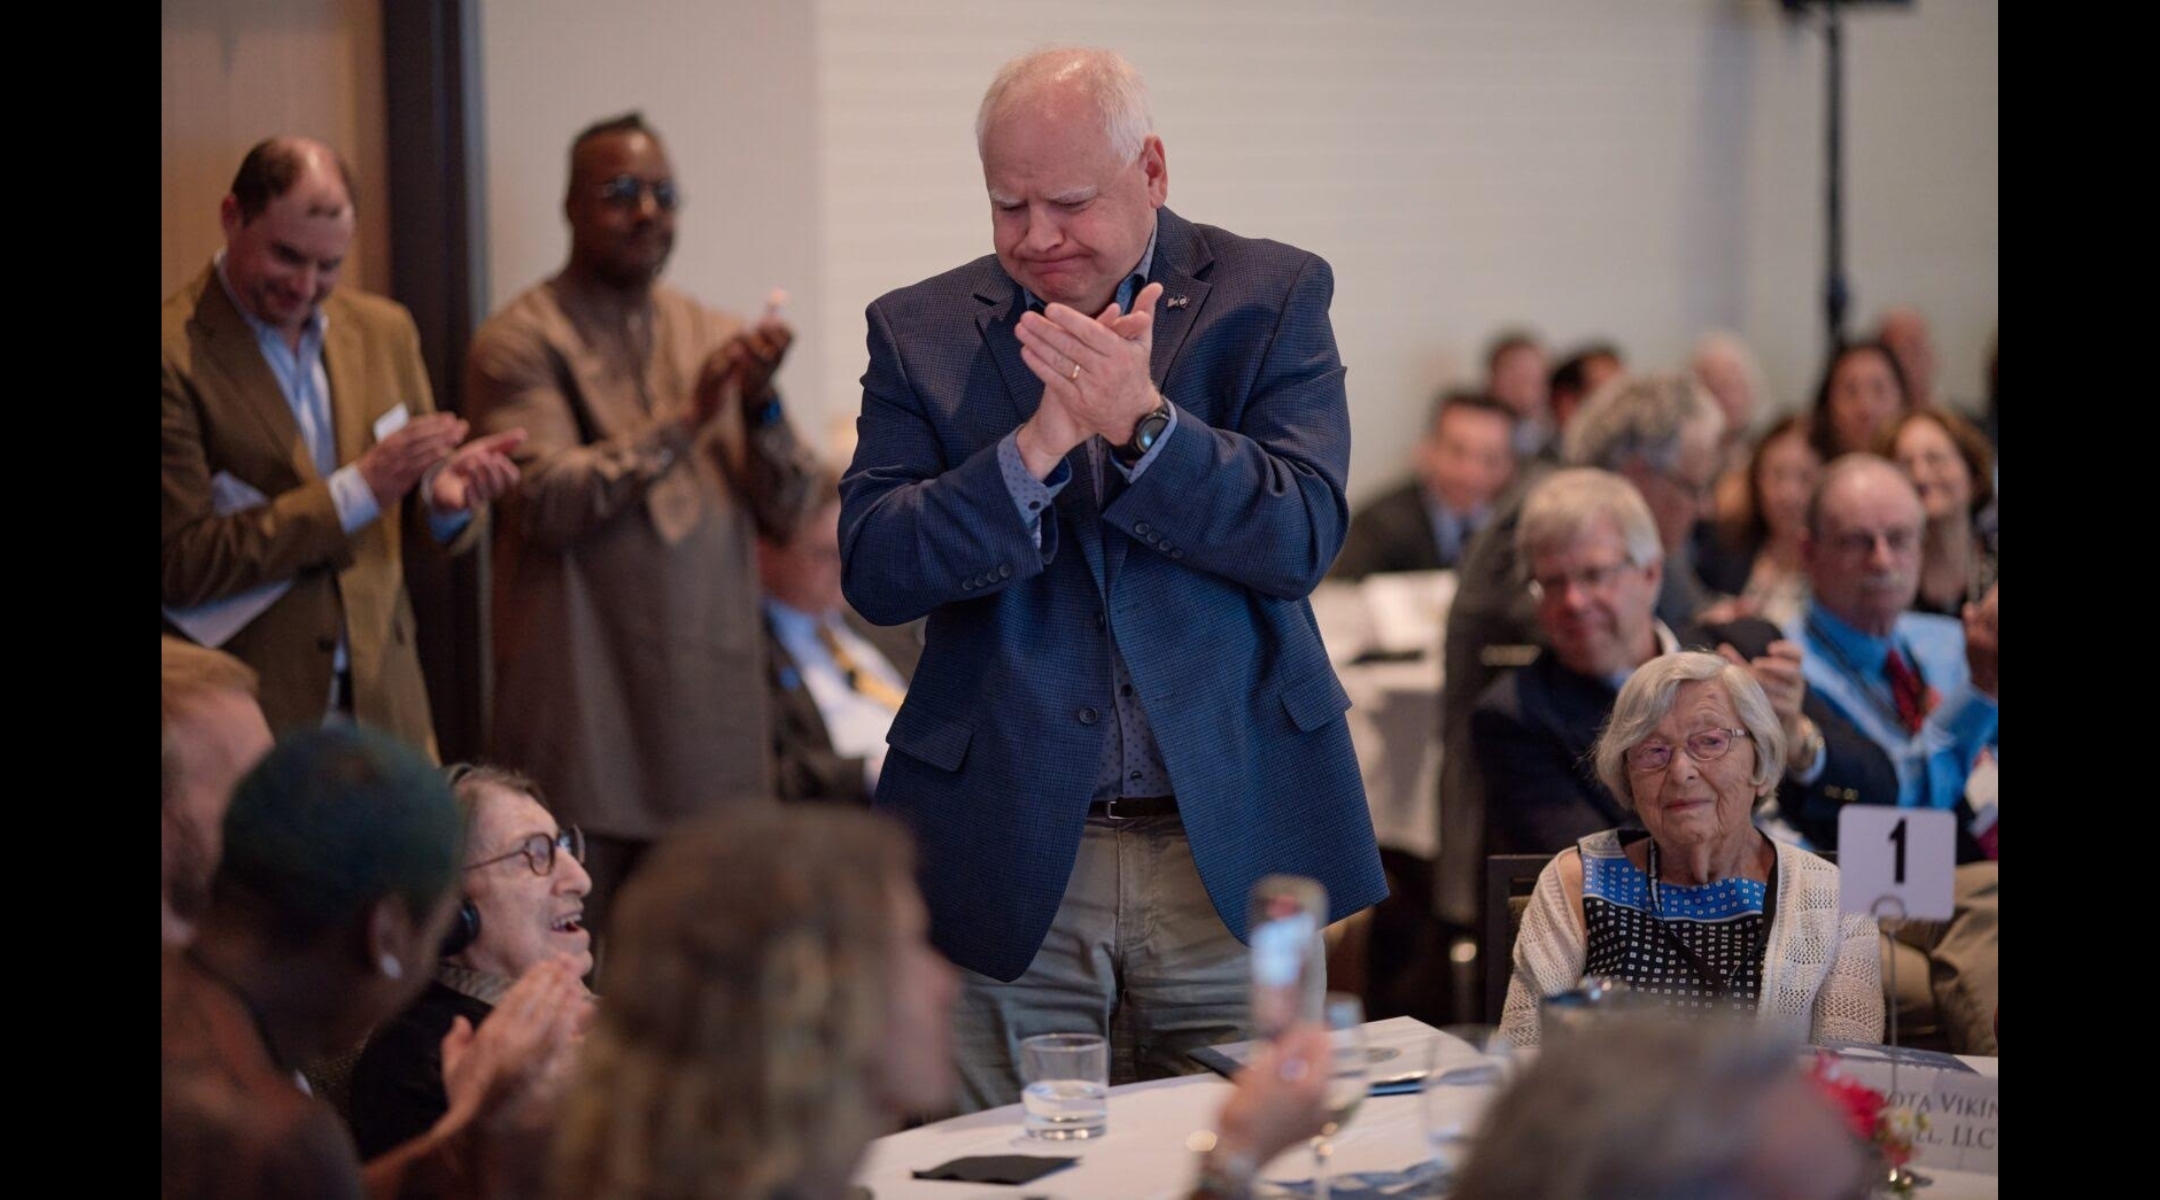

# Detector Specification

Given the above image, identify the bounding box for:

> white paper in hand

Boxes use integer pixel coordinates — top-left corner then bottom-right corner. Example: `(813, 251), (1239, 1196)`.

(1836, 806), (1955, 921)
(372, 403), (411, 442)
(161, 471), (297, 648)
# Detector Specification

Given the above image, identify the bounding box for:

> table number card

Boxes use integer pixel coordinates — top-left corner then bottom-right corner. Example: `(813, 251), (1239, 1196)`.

(1837, 806), (1955, 920)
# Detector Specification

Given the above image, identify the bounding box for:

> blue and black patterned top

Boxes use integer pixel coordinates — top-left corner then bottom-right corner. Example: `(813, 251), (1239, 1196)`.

(1580, 832), (1777, 1018)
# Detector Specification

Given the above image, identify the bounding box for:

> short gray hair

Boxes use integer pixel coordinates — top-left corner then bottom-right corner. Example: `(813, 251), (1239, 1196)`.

(1594, 651), (1787, 809)
(1562, 371), (1724, 473)
(1453, 1017), (1818, 1200)
(1516, 468), (1663, 570)
(976, 47), (1154, 164)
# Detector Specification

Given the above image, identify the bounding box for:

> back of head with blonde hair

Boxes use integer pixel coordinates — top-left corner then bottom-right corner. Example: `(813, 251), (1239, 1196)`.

(552, 807), (917, 1200)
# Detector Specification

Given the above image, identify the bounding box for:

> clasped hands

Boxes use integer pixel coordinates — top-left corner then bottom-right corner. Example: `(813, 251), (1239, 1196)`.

(1013, 281), (1167, 479)
(690, 290), (795, 433)
(357, 412), (527, 515)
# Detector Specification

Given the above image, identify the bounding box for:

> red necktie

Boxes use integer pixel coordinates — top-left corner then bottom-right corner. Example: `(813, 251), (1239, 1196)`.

(1882, 648), (1934, 733)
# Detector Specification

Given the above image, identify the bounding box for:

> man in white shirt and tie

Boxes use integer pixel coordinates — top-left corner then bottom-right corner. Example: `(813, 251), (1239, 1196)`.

(758, 475), (920, 803)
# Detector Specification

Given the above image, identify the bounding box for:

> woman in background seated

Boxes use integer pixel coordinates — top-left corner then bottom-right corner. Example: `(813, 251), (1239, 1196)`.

(1880, 408), (1997, 617)
(1699, 415), (1823, 628)
(1500, 653), (1881, 1047)
(550, 806), (1330, 1200)
(350, 763), (594, 1157)
(1807, 341), (1911, 462)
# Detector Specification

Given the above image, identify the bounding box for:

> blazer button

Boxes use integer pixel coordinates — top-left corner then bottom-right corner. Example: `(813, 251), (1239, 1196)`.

(1171, 548), (1186, 560)
(1077, 707), (1099, 725)
(998, 563), (1013, 579)
(1096, 609), (1107, 630)
(316, 635), (336, 652)
(962, 579), (976, 591)
(1135, 522), (1151, 535)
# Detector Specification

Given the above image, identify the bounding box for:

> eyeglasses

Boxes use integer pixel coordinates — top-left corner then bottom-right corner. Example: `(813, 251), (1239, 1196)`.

(1825, 526), (1919, 557)
(1527, 558), (1639, 603)
(596, 175), (681, 212)
(466, 827), (586, 877)
(1625, 728), (1751, 773)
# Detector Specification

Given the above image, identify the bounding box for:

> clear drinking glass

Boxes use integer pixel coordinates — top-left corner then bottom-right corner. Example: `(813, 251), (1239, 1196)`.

(1018, 1033), (1109, 1140)
(1311, 993), (1369, 1200)
(1420, 1025), (1511, 1173)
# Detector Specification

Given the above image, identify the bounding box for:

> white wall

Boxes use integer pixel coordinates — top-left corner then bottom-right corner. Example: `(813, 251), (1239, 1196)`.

(479, 0), (1997, 497)
(477, 0), (822, 425)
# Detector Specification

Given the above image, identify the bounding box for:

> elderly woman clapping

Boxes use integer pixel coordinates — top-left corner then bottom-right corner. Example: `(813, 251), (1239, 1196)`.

(1499, 652), (1883, 1047)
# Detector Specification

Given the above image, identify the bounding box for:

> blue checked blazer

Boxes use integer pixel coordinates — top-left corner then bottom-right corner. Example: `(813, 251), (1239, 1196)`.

(839, 208), (1387, 981)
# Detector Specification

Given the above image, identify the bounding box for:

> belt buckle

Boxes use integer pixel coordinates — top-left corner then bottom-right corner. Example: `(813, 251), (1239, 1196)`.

(1101, 797), (1133, 822)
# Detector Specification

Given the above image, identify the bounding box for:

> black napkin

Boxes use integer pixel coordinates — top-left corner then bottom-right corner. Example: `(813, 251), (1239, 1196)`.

(910, 1155), (1078, 1185)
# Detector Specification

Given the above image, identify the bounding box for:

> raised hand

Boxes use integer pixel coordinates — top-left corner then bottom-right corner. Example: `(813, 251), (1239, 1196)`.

(426, 428), (527, 513)
(358, 412), (466, 508)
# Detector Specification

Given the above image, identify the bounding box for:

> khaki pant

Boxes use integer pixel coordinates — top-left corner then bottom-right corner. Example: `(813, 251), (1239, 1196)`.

(1883, 860), (1998, 1054)
(951, 814), (1257, 1112)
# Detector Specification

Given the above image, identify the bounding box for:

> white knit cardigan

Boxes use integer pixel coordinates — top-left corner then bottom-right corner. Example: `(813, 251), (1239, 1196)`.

(1499, 830), (1885, 1046)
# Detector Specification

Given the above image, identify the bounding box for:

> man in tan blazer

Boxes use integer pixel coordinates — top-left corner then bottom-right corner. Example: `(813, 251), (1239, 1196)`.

(162, 138), (523, 758)
(467, 112), (813, 934)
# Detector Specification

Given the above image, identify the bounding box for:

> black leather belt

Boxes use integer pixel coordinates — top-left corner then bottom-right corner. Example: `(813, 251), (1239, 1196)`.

(1088, 795), (1178, 820)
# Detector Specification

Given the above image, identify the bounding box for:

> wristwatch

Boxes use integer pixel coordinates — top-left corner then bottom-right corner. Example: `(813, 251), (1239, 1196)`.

(1115, 400), (1172, 466)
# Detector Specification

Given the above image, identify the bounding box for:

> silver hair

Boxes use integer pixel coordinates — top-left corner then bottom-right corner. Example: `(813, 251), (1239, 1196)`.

(1515, 468), (1664, 571)
(1562, 370), (1725, 474)
(976, 47), (1155, 164)
(1453, 1017), (1823, 1200)
(1690, 330), (1771, 428)
(1594, 651), (1788, 809)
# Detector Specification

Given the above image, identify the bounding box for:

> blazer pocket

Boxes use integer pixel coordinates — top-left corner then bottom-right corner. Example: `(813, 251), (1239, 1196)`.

(886, 701), (975, 773)
(1279, 666), (1353, 733)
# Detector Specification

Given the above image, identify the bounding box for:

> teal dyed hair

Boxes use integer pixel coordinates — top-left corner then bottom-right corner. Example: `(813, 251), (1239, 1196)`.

(214, 726), (464, 949)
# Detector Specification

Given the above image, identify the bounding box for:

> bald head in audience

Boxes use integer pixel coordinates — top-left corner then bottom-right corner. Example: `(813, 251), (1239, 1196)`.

(162, 637), (273, 948)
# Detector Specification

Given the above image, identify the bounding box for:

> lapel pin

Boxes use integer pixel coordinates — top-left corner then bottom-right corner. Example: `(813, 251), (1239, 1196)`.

(1166, 295), (1189, 309)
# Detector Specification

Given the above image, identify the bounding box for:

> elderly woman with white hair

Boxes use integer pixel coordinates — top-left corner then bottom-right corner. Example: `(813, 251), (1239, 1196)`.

(1499, 652), (1883, 1047)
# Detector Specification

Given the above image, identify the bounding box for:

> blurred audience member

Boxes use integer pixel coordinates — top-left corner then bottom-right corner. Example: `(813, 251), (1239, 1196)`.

(1791, 456), (1996, 1054)
(550, 806), (1331, 1200)
(162, 727), (587, 1198)
(1545, 342), (1625, 450)
(1438, 371), (1721, 928)
(1698, 416), (1824, 629)
(1472, 471), (1890, 857)
(1498, 653), (1882, 1048)
(1483, 329), (1550, 460)
(1793, 457), (1997, 841)
(1807, 342), (1910, 463)
(350, 764), (596, 1157)
(1880, 409), (1997, 617)
(759, 476), (920, 804)
(1455, 1019), (1873, 1200)
(1875, 306), (1940, 410)
(467, 111), (817, 947)
(162, 637), (274, 949)
(1333, 390), (1516, 578)
(1690, 330), (1768, 462)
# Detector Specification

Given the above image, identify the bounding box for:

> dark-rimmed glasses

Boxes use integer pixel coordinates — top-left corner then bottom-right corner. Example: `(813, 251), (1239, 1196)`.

(1625, 728), (1750, 773)
(466, 827), (586, 876)
(597, 175), (681, 212)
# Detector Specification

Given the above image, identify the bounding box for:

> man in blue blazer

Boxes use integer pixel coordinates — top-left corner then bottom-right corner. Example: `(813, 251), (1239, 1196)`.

(840, 47), (1386, 1108)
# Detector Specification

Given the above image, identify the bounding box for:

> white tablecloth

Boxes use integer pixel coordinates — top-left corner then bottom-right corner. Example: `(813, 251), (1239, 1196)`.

(854, 1019), (1999, 1199)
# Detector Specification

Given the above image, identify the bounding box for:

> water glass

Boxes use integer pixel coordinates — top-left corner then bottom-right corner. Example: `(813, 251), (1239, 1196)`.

(1019, 1033), (1109, 1139)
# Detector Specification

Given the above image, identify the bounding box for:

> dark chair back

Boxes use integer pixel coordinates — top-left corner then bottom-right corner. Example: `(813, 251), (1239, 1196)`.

(1482, 852), (1555, 1023)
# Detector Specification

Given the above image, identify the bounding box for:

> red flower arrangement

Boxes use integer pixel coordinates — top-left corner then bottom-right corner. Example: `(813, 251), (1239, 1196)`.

(1808, 1053), (1927, 1193)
